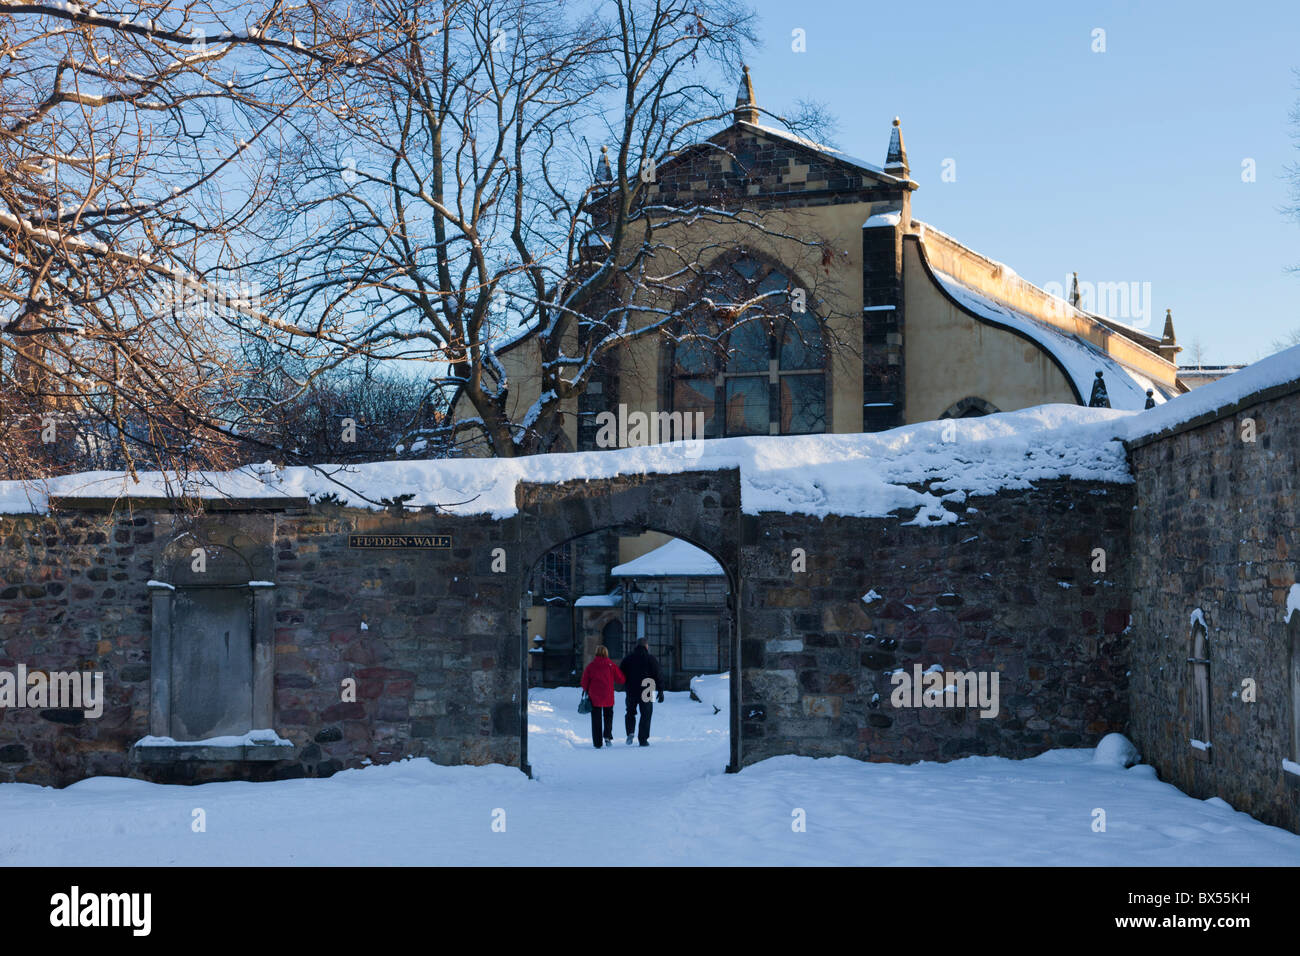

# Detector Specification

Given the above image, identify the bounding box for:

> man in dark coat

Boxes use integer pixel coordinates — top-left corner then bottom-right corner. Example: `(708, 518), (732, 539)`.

(619, 638), (664, 746)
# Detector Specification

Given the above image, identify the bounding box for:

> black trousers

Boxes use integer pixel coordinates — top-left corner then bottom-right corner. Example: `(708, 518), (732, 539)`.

(590, 705), (613, 747)
(625, 694), (653, 743)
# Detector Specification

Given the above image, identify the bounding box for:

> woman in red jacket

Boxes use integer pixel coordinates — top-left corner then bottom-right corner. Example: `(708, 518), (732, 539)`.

(580, 646), (625, 749)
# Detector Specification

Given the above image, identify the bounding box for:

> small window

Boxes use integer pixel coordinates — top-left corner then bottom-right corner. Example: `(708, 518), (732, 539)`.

(538, 543), (572, 599)
(1189, 611), (1211, 761)
(676, 615), (721, 672)
(940, 397), (1000, 419)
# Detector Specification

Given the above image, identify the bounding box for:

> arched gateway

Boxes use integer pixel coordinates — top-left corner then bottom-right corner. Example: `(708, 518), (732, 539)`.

(512, 469), (743, 776)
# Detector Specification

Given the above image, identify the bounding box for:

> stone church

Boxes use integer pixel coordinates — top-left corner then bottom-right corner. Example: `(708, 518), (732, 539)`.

(452, 67), (1184, 453)
(457, 67), (1189, 678)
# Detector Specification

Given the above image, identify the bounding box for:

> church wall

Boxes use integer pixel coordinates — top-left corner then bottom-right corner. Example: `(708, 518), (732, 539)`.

(617, 530), (672, 565)
(1127, 383), (1300, 832)
(901, 238), (1080, 422)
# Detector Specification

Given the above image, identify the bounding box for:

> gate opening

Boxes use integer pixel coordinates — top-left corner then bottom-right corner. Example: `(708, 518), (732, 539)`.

(519, 528), (735, 778)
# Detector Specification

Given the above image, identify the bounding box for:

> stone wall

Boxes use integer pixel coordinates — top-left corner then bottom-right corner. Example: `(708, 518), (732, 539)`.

(0, 510), (154, 783)
(1, 467), (1136, 788)
(740, 481), (1134, 764)
(1127, 383), (1300, 832)
(0, 503), (522, 786)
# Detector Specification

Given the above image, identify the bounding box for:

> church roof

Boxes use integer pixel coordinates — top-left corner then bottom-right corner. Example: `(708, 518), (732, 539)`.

(926, 266), (1177, 409)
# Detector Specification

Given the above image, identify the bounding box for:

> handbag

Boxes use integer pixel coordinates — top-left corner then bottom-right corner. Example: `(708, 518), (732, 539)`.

(578, 689), (592, 715)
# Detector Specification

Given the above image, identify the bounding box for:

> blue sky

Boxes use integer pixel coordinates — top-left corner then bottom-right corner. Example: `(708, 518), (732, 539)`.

(741, 0), (1300, 364)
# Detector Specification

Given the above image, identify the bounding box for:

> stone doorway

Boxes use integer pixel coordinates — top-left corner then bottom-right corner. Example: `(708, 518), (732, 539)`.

(512, 470), (743, 776)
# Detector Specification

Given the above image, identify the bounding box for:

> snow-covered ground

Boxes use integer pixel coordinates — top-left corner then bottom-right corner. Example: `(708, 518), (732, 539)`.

(2, 685), (1299, 866)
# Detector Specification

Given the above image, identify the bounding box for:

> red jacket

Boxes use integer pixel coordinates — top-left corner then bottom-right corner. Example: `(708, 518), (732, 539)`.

(580, 657), (625, 708)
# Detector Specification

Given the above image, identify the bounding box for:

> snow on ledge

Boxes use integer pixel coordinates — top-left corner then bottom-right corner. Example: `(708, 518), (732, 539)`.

(575, 589), (622, 607)
(931, 269), (1159, 411)
(0, 404), (1137, 523)
(134, 729), (293, 749)
(1283, 759), (1300, 777)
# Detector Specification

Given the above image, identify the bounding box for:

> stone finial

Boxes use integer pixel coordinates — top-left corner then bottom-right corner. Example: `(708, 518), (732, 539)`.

(884, 115), (908, 176)
(1145, 389), (1156, 409)
(1069, 272), (1081, 309)
(596, 144), (613, 182)
(1158, 308), (1182, 362)
(1088, 369), (1111, 408)
(735, 65), (758, 124)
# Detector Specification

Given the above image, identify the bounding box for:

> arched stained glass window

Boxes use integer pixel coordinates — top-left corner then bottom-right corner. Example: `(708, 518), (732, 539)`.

(670, 256), (827, 438)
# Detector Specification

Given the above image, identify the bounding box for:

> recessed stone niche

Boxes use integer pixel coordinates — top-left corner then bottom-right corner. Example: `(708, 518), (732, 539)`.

(134, 515), (288, 763)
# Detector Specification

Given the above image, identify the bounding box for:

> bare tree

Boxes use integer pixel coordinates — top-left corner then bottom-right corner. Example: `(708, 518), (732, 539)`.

(0, 1), (363, 482)
(239, 361), (452, 464)
(250, 0), (844, 458)
(1269, 328), (1300, 353)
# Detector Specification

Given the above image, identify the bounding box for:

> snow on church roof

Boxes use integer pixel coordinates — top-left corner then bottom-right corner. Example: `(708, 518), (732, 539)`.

(610, 539), (725, 578)
(930, 269), (1169, 411)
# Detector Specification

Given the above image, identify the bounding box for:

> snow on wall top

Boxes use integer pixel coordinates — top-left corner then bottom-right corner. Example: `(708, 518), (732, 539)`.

(1121, 342), (1300, 443)
(0, 405), (1136, 523)
(932, 270), (1161, 412)
(610, 538), (726, 578)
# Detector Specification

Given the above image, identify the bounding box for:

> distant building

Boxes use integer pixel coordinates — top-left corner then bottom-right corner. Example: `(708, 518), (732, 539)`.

(606, 538), (729, 691)
(1178, 365), (1247, 390)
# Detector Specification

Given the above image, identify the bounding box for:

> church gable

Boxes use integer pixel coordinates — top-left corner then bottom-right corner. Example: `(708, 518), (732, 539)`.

(647, 67), (911, 210)
(649, 123), (908, 209)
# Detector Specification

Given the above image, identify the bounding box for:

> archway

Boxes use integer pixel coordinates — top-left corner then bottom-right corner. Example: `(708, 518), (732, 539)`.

(513, 469), (743, 777)
(519, 526), (736, 778)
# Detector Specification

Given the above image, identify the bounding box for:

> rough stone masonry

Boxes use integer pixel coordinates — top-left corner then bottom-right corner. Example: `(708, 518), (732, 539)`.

(0, 464), (1135, 788)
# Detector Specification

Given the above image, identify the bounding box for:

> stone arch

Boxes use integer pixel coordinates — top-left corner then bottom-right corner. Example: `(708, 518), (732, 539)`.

(513, 470), (743, 775)
(157, 516), (274, 587)
(939, 396), (1001, 420)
